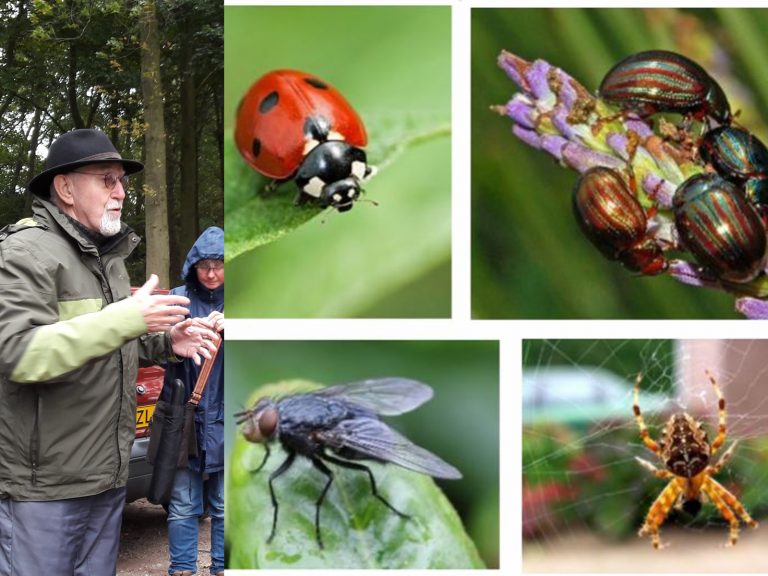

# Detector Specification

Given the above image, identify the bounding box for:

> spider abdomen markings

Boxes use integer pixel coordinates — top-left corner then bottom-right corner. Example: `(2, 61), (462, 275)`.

(662, 414), (710, 478)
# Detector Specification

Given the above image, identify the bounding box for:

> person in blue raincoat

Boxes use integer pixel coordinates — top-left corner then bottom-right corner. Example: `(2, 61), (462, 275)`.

(160, 226), (224, 576)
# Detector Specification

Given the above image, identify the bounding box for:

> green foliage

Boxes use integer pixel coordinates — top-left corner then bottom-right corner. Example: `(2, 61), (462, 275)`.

(472, 8), (768, 318)
(523, 339), (676, 394)
(0, 1), (223, 283)
(224, 6), (451, 318)
(228, 379), (485, 569)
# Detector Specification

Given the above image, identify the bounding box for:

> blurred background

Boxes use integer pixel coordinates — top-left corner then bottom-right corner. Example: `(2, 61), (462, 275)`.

(523, 339), (768, 572)
(226, 340), (499, 568)
(472, 8), (768, 318)
(224, 6), (451, 318)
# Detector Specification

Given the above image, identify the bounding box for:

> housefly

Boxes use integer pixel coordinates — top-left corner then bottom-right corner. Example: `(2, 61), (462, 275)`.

(234, 377), (462, 548)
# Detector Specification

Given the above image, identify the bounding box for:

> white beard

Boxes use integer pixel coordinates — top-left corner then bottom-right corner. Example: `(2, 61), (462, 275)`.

(100, 205), (122, 236)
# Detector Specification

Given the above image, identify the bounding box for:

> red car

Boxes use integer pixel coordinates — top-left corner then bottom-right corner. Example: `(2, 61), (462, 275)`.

(127, 365), (164, 502)
(126, 286), (169, 502)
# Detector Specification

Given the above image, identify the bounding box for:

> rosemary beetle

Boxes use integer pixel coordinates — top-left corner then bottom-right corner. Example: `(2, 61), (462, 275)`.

(674, 173), (767, 283)
(599, 50), (732, 126)
(573, 166), (667, 275)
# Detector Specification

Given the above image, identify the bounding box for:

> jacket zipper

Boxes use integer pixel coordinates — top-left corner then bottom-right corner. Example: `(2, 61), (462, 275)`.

(99, 254), (123, 487)
(30, 391), (40, 485)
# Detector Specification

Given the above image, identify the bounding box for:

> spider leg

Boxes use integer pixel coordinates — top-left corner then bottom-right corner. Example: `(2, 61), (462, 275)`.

(707, 441), (738, 476)
(703, 476), (758, 547)
(633, 373), (661, 455)
(705, 370), (727, 454)
(639, 477), (684, 549)
(701, 476), (742, 546)
(635, 456), (674, 480)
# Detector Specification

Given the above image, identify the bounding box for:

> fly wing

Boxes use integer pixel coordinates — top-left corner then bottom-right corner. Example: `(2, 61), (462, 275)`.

(319, 417), (462, 479)
(312, 378), (433, 416)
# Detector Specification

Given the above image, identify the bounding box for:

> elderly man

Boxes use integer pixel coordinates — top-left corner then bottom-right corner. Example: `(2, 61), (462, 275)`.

(0, 128), (219, 576)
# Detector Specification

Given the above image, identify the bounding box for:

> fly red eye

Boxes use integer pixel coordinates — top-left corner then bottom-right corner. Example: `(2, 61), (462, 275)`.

(259, 406), (279, 438)
(241, 411), (264, 443)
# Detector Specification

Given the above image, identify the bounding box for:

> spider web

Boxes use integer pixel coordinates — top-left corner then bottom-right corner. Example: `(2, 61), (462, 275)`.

(522, 339), (768, 573)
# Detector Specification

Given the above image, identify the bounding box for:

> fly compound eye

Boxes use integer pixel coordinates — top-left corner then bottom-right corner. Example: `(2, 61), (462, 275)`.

(258, 406), (279, 438)
(240, 412), (264, 443)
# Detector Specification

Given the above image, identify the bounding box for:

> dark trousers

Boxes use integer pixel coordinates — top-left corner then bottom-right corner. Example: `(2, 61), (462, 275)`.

(0, 486), (126, 576)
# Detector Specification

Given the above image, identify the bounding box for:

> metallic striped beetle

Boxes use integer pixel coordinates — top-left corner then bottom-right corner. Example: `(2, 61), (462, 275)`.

(699, 126), (768, 218)
(674, 173), (767, 283)
(699, 126), (768, 182)
(573, 166), (667, 275)
(599, 50), (732, 126)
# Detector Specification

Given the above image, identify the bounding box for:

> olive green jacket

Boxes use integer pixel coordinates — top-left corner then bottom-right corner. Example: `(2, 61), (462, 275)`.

(0, 197), (172, 500)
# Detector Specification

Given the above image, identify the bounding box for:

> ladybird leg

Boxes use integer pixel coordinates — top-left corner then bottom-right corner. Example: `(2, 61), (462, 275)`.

(708, 441), (737, 476)
(639, 477), (684, 549)
(706, 476), (759, 534)
(706, 370), (727, 455)
(701, 477), (743, 546)
(294, 191), (313, 206)
(263, 177), (291, 195)
(635, 456), (674, 479)
(633, 373), (661, 455)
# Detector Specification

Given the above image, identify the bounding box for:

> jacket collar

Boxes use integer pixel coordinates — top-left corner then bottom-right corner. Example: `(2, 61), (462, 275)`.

(31, 196), (140, 259)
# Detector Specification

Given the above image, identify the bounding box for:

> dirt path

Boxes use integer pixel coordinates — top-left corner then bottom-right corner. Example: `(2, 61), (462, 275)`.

(117, 498), (212, 576)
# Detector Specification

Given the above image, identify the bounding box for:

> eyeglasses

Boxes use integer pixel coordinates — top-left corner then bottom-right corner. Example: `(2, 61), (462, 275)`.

(71, 171), (129, 190)
(195, 261), (224, 272)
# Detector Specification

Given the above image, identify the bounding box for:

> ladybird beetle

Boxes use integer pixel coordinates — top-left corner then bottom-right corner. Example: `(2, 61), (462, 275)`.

(235, 69), (372, 213)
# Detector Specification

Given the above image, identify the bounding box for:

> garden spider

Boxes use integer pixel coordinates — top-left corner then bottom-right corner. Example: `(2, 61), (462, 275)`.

(633, 371), (758, 549)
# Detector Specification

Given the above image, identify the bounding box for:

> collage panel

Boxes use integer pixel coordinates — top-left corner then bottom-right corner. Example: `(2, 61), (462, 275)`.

(224, 5), (452, 319)
(225, 340), (499, 569)
(472, 8), (768, 319)
(0, 1), (224, 574)
(523, 339), (767, 572)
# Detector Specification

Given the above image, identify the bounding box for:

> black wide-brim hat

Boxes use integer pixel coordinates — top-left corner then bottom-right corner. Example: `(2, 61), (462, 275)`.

(28, 128), (144, 196)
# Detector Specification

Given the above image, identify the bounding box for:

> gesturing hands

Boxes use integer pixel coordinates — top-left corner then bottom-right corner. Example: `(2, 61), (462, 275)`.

(170, 317), (220, 365)
(132, 275), (190, 332)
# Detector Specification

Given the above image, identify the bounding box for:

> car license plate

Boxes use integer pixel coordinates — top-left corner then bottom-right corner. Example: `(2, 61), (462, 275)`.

(136, 404), (155, 429)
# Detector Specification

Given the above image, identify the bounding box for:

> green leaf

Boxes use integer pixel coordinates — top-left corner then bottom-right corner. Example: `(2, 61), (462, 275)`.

(227, 380), (484, 569)
(224, 110), (450, 262)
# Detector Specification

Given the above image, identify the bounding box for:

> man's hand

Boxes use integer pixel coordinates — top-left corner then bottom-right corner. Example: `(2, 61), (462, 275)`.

(132, 274), (190, 332)
(170, 318), (220, 366)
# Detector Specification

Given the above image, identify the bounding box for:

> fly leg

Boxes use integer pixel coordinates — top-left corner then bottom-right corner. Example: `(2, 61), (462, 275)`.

(310, 457), (335, 549)
(322, 454), (410, 519)
(266, 450), (296, 544)
(253, 444), (271, 473)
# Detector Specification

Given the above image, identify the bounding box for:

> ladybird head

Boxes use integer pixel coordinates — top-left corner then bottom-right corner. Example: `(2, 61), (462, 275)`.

(235, 397), (279, 444)
(295, 140), (370, 212)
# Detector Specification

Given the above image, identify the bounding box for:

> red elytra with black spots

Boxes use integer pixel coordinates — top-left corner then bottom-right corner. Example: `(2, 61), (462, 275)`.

(235, 69), (368, 180)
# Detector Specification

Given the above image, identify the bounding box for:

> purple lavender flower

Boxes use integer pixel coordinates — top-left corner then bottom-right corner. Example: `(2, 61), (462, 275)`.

(494, 50), (768, 319)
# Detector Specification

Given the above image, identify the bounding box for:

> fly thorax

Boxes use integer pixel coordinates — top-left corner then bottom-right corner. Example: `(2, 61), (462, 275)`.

(295, 141), (369, 210)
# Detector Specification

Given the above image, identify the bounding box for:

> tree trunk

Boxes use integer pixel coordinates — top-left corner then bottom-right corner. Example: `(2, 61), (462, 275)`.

(178, 35), (198, 266)
(139, 0), (170, 287)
